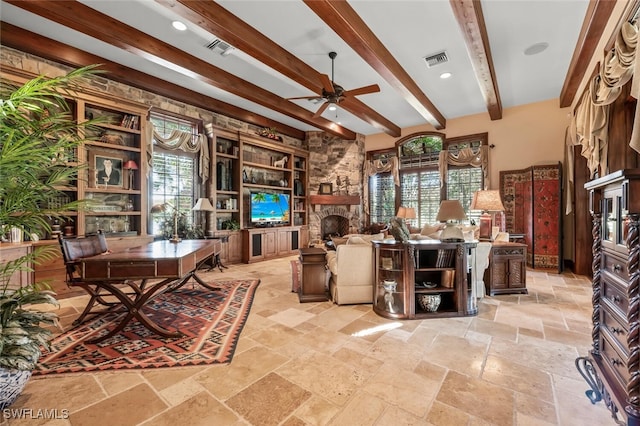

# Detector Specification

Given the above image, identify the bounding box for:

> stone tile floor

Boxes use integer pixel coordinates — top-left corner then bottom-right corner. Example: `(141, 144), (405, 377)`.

(3, 256), (615, 425)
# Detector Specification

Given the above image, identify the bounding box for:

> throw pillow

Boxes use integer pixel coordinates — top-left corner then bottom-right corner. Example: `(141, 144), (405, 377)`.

(330, 236), (348, 247)
(421, 224), (443, 236)
(346, 236), (368, 245)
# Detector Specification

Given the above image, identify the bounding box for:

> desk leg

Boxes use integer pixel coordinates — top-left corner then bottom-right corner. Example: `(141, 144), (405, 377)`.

(207, 254), (227, 272)
(84, 278), (183, 344)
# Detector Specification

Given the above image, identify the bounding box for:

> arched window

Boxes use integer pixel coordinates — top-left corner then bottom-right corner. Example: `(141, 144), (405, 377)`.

(367, 132), (487, 229)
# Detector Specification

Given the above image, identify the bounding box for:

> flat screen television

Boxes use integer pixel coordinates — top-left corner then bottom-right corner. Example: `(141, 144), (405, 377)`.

(250, 192), (290, 225)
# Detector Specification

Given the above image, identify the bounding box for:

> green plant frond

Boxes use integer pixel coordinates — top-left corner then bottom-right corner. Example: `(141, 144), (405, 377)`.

(1, 65), (104, 370)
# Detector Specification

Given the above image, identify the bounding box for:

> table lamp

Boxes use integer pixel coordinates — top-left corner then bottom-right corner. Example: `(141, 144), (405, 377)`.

(435, 200), (466, 242)
(123, 160), (138, 190)
(396, 206), (416, 226)
(192, 198), (215, 229)
(469, 190), (505, 241)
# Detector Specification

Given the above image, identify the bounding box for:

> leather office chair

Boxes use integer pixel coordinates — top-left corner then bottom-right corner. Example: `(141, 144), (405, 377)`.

(58, 232), (119, 325)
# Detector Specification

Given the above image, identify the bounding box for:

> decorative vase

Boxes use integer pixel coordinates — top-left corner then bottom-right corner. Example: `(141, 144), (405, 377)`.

(418, 294), (441, 312)
(0, 368), (32, 409)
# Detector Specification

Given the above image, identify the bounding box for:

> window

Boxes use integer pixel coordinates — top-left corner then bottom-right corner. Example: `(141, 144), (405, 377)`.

(398, 133), (444, 228)
(149, 112), (199, 236)
(367, 132), (486, 228)
(369, 173), (395, 224)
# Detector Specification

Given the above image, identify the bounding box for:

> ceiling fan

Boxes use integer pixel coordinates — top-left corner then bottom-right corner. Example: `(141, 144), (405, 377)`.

(287, 51), (380, 118)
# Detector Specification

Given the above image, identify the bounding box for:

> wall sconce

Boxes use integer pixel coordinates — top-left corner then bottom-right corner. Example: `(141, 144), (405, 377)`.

(470, 190), (505, 241)
(435, 200), (466, 242)
(123, 160), (138, 190)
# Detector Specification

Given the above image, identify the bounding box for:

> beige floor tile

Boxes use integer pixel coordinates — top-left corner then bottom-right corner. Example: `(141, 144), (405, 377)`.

(142, 391), (243, 426)
(437, 370), (515, 425)
(14, 257), (617, 426)
(482, 355), (553, 401)
(225, 372), (311, 426)
(71, 383), (167, 426)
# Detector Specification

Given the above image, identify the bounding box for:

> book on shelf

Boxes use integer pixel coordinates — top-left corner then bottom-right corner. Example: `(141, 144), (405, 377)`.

(435, 249), (454, 268)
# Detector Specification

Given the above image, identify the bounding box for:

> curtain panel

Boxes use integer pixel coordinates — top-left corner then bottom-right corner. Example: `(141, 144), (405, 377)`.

(569, 21), (640, 178)
(363, 157), (400, 215)
(145, 125), (210, 181)
(437, 145), (488, 188)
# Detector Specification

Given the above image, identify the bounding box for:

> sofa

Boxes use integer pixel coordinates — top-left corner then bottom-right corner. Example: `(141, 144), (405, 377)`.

(325, 233), (384, 305)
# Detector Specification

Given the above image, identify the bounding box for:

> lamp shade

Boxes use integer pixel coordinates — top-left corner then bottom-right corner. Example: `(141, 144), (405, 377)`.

(150, 203), (167, 213)
(192, 198), (215, 212)
(470, 190), (504, 212)
(435, 200), (466, 222)
(123, 160), (138, 170)
(396, 206), (416, 219)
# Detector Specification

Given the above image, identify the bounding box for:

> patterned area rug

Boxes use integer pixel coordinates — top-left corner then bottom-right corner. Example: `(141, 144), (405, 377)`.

(34, 279), (260, 375)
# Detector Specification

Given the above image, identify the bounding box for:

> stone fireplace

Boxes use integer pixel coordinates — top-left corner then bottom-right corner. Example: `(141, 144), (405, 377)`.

(312, 206), (359, 242)
(307, 131), (366, 242)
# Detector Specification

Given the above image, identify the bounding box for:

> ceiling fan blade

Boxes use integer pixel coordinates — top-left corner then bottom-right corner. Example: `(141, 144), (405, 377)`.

(313, 101), (330, 118)
(286, 95), (324, 101)
(344, 84), (380, 97)
(319, 73), (334, 93)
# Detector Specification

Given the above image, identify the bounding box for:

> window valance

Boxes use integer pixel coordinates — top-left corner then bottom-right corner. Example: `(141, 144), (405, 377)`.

(569, 21), (640, 178)
(438, 145), (488, 188)
(145, 125), (210, 181)
(363, 157), (399, 215)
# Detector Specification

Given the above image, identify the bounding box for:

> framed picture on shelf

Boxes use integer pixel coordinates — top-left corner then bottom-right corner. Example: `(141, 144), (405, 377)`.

(319, 183), (333, 195)
(88, 149), (126, 189)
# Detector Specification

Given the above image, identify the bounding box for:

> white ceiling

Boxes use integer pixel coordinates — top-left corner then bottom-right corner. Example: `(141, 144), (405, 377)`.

(1, 0), (590, 136)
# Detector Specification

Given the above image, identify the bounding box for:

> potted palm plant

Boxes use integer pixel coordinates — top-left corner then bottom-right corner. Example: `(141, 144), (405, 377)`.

(0, 66), (100, 408)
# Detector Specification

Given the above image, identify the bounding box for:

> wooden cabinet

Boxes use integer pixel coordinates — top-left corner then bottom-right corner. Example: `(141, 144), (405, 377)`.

(484, 242), (527, 296)
(205, 124), (309, 232)
(0, 243), (33, 290)
(577, 169), (640, 425)
(298, 247), (328, 302)
(242, 226), (305, 263)
(372, 240), (478, 319)
(213, 230), (242, 265)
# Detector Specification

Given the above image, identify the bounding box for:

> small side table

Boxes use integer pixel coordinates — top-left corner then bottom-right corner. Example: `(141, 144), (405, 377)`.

(298, 247), (328, 303)
(484, 242), (527, 296)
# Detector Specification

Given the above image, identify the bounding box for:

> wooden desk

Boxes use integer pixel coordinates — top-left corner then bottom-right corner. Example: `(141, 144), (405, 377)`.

(78, 239), (220, 343)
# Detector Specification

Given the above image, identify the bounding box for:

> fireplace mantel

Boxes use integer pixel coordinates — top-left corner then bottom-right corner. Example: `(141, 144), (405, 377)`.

(309, 195), (360, 211)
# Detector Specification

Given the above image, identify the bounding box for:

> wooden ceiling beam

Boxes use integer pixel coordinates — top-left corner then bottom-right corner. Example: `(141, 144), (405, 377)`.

(559, 0), (621, 108)
(304, 0), (446, 130)
(6, 0), (355, 139)
(449, 0), (502, 120)
(0, 22), (306, 140)
(155, 0), (400, 137)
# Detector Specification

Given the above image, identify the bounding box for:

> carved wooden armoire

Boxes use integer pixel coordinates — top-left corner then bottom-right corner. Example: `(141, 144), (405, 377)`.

(577, 169), (640, 425)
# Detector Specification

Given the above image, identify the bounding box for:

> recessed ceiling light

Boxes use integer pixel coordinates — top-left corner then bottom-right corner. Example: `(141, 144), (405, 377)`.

(524, 42), (549, 56)
(440, 72), (452, 79)
(172, 21), (187, 31)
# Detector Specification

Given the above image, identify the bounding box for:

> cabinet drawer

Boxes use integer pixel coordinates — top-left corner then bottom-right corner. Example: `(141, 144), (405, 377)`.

(602, 251), (629, 282)
(601, 278), (628, 316)
(600, 332), (630, 389)
(601, 306), (629, 354)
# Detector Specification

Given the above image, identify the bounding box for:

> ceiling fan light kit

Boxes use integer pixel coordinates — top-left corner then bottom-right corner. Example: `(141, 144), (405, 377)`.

(287, 51), (380, 118)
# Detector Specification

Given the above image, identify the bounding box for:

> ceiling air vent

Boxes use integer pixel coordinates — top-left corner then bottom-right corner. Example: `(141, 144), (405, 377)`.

(205, 38), (235, 56)
(423, 51), (448, 68)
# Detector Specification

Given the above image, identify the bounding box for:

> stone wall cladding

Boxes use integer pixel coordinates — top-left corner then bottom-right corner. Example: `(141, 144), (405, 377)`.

(307, 131), (366, 241)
